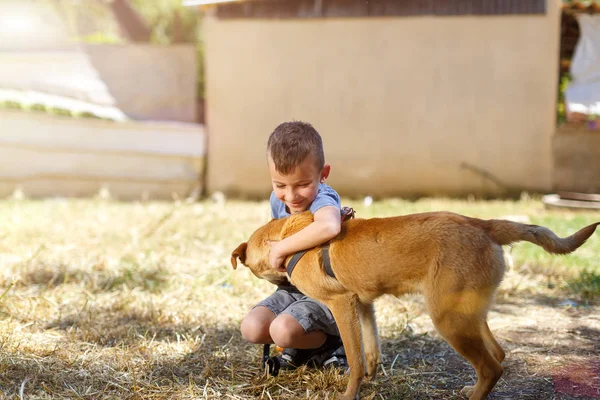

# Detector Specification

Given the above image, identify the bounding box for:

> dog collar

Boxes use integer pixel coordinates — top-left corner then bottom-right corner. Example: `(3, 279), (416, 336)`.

(286, 244), (336, 279)
(285, 207), (355, 280)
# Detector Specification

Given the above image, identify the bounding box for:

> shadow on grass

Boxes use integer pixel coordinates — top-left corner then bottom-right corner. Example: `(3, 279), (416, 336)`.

(2, 277), (598, 398)
(13, 259), (170, 294)
(377, 330), (565, 400)
(43, 303), (205, 346)
(500, 324), (600, 358)
(0, 322), (247, 399)
(495, 292), (598, 313)
(2, 317), (596, 399)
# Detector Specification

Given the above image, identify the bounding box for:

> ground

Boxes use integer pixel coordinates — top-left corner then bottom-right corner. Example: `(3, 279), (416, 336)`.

(227, 284), (600, 400)
(0, 197), (598, 399)
(368, 289), (600, 400)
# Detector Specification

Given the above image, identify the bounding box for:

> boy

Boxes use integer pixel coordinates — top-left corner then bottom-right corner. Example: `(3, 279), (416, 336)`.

(240, 121), (346, 371)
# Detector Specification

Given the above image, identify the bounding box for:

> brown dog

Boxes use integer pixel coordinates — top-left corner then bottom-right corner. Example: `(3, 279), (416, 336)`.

(231, 211), (598, 400)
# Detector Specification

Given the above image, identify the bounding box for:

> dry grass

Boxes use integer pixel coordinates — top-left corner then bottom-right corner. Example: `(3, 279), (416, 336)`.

(0, 195), (598, 399)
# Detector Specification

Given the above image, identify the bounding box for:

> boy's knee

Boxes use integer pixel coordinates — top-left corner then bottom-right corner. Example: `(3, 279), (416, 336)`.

(269, 314), (305, 347)
(241, 315), (270, 344)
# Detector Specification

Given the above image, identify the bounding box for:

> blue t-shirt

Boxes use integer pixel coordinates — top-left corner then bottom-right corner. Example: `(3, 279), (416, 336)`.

(270, 183), (341, 219)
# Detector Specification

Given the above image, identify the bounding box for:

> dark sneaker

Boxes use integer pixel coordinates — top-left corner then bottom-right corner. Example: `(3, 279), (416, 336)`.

(323, 353), (348, 374)
(264, 334), (343, 375)
(310, 342), (348, 373)
(307, 334), (343, 366)
(264, 347), (315, 376)
(278, 347), (315, 370)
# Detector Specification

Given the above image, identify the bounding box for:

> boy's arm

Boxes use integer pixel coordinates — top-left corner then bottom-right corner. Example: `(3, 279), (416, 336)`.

(269, 205), (341, 271)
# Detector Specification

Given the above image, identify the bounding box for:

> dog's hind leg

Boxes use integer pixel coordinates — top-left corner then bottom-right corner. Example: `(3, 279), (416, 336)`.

(431, 312), (503, 400)
(482, 320), (505, 363)
(357, 301), (381, 380)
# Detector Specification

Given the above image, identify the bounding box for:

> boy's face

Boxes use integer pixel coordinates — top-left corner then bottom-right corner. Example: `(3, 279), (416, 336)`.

(268, 155), (330, 214)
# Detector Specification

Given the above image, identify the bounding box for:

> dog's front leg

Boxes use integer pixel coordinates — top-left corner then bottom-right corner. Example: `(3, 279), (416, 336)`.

(357, 301), (381, 380)
(327, 294), (365, 400)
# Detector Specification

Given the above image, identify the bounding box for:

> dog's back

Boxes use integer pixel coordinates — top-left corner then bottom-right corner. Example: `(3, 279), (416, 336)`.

(326, 213), (505, 301)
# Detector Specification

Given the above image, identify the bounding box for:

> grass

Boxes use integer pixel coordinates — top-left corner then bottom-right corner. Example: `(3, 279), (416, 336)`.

(0, 101), (114, 121)
(0, 195), (598, 399)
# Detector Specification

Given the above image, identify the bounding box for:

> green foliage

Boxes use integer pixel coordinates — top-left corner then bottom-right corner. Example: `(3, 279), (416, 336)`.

(1, 100), (23, 110)
(48, 107), (73, 117)
(29, 103), (47, 112)
(0, 99), (118, 121)
(81, 32), (123, 44)
(129, 0), (200, 45)
(567, 270), (600, 301)
(557, 73), (571, 125)
(59, 0), (205, 99)
(73, 110), (104, 120)
(128, 0), (204, 98)
(196, 42), (205, 100)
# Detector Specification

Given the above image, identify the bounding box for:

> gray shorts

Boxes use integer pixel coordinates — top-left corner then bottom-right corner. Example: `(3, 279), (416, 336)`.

(255, 286), (340, 337)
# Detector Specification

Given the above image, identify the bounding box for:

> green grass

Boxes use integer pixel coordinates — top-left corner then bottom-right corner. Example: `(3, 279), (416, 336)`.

(0, 101), (115, 121)
(0, 196), (598, 398)
(566, 269), (600, 300)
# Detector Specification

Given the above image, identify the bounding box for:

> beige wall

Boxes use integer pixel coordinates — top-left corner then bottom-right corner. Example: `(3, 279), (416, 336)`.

(203, 0), (561, 198)
(0, 111), (205, 200)
(0, 1), (197, 123)
(84, 44), (198, 123)
(552, 126), (600, 193)
(0, 44), (198, 122)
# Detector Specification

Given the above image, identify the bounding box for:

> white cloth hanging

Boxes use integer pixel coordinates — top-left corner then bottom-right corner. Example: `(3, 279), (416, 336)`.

(565, 14), (600, 117)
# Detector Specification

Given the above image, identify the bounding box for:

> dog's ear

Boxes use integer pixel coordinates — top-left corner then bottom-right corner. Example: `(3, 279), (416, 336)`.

(231, 242), (248, 269)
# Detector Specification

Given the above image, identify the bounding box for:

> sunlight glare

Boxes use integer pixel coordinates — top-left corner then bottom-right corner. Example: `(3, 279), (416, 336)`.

(0, 6), (38, 36)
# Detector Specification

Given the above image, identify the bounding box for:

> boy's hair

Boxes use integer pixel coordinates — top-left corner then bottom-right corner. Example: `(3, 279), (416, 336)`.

(267, 121), (325, 175)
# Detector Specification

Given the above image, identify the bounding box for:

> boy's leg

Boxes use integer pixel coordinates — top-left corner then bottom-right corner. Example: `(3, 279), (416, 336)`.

(293, 297), (347, 370)
(240, 306), (276, 344)
(278, 297), (340, 339)
(242, 287), (305, 345)
(271, 297), (346, 370)
(269, 313), (326, 349)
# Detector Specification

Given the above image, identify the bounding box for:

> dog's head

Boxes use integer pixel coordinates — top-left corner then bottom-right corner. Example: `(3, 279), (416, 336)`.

(231, 211), (313, 285)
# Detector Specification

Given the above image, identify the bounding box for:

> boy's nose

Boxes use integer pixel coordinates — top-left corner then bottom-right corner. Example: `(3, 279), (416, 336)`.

(285, 190), (299, 201)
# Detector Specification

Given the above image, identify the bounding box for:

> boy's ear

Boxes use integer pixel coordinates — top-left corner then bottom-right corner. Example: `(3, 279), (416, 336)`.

(231, 242), (248, 269)
(320, 164), (331, 183)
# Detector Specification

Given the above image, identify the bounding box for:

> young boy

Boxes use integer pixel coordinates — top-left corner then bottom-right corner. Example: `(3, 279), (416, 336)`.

(240, 121), (346, 371)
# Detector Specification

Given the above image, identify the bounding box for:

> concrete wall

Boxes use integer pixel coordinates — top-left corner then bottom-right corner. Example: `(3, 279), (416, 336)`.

(202, 0), (561, 198)
(553, 126), (600, 193)
(0, 111), (205, 200)
(0, 1), (197, 123)
(0, 44), (197, 123)
(83, 44), (198, 123)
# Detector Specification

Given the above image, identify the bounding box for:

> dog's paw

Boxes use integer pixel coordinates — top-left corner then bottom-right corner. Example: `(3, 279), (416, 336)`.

(460, 385), (475, 398)
(364, 363), (378, 381)
(364, 354), (381, 380)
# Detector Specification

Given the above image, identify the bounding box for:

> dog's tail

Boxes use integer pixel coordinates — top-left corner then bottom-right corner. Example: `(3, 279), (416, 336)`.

(483, 220), (599, 255)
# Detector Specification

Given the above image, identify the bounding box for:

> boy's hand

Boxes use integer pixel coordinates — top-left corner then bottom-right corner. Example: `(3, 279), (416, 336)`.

(268, 241), (287, 272)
